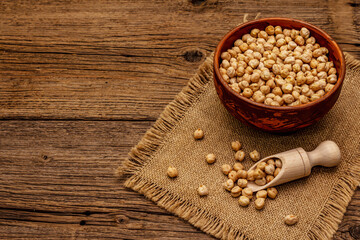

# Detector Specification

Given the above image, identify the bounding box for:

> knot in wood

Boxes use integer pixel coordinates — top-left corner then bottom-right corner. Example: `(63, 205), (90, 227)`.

(183, 50), (204, 62)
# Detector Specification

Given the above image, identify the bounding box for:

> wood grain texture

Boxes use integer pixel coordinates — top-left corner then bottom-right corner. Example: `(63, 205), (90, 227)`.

(0, 0), (359, 239)
(0, 0), (359, 120)
(0, 121), (359, 239)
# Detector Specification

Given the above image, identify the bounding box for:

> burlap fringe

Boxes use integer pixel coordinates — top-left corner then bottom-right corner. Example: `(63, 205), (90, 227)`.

(119, 51), (360, 240)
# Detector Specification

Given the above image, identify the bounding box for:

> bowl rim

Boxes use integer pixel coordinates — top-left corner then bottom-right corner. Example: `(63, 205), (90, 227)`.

(214, 17), (346, 111)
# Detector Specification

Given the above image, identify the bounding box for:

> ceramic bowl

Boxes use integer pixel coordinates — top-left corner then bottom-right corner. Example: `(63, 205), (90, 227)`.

(213, 18), (346, 133)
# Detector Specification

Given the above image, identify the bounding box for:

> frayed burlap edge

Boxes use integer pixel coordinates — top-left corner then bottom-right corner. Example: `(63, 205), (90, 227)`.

(118, 52), (360, 240)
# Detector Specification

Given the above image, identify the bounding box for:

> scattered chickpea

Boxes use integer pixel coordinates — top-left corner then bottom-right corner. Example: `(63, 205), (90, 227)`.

(193, 129), (204, 140)
(237, 170), (247, 179)
(242, 187), (253, 199)
(231, 141), (242, 151)
(237, 179), (248, 188)
(239, 196), (250, 207)
(250, 150), (260, 162)
(247, 170), (255, 181)
(206, 153), (216, 164)
(228, 170), (238, 182)
(167, 167), (178, 178)
(231, 186), (242, 197)
(255, 198), (266, 210)
(235, 150), (246, 161)
(233, 162), (245, 171)
(198, 185), (209, 196)
(221, 164), (232, 175)
(223, 179), (235, 191)
(267, 187), (278, 199)
(284, 215), (299, 225)
(256, 190), (268, 199)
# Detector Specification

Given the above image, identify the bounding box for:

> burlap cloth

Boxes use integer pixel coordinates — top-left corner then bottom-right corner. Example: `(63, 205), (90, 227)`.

(119, 51), (360, 239)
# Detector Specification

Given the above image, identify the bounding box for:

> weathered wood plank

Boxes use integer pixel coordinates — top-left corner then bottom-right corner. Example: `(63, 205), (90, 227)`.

(0, 0), (359, 120)
(0, 121), (358, 239)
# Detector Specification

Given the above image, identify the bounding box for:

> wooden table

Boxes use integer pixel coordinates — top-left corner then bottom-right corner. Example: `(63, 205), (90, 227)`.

(1, 1), (359, 239)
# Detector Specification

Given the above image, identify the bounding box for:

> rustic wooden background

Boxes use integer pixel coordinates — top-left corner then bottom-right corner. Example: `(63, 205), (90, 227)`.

(0, 0), (359, 239)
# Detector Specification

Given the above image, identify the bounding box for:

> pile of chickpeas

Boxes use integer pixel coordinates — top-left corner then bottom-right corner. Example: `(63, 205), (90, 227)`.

(166, 129), (298, 225)
(219, 25), (337, 106)
(221, 141), (279, 210)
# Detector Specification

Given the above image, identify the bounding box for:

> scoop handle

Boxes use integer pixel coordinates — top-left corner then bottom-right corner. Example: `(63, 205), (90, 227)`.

(307, 141), (341, 167)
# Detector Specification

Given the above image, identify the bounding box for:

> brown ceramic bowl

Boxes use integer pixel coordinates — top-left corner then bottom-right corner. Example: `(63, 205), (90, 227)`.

(214, 18), (345, 133)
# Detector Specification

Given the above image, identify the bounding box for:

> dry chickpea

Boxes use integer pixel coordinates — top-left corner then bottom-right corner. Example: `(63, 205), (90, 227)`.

(231, 141), (242, 151)
(328, 67), (337, 75)
(325, 83), (334, 93)
(250, 28), (260, 38)
(223, 179), (234, 191)
(242, 88), (253, 98)
(193, 129), (204, 140)
(228, 170), (238, 182)
(272, 87), (283, 96)
(283, 94), (294, 104)
(242, 187), (253, 199)
(282, 83), (293, 94)
(274, 167), (281, 177)
(253, 92), (265, 103)
(167, 167), (178, 178)
(250, 150), (260, 162)
(205, 153), (216, 164)
(299, 95), (309, 104)
(275, 159), (282, 168)
(267, 187), (278, 199)
(255, 177), (267, 186)
(310, 94), (321, 102)
(233, 162), (245, 171)
(264, 25), (274, 35)
(327, 74), (337, 84)
(237, 170), (247, 179)
(273, 95), (284, 105)
(221, 52), (231, 61)
(264, 98), (273, 106)
(235, 150), (245, 162)
(284, 215), (299, 225)
(251, 72), (260, 83)
(247, 170), (255, 181)
(274, 25), (282, 35)
(221, 164), (232, 175)
(231, 186), (242, 197)
(239, 196), (250, 207)
(266, 175), (274, 183)
(257, 161), (267, 171)
(198, 185), (209, 196)
(267, 159), (275, 165)
(237, 178), (248, 188)
(265, 164), (275, 175)
(253, 168), (266, 179)
(256, 190), (268, 199)
(255, 198), (266, 210)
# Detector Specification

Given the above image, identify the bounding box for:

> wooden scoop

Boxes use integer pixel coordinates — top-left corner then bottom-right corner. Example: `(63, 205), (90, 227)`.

(247, 141), (341, 192)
